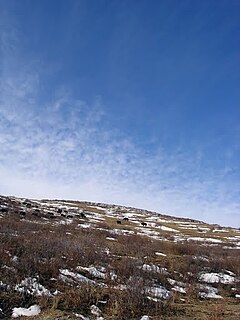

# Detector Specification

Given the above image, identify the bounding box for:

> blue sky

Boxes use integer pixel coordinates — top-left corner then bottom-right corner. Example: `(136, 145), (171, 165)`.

(0, 0), (239, 226)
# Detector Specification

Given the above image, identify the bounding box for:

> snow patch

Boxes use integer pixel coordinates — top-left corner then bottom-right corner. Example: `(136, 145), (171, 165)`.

(147, 286), (170, 299)
(188, 237), (222, 243)
(157, 225), (179, 232)
(12, 305), (41, 318)
(15, 278), (51, 296)
(90, 304), (101, 316)
(106, 237), (117, 241)
(168, 279), (186, 294)
(142, 264), (168, 274)
(155, 252), (166, 257)
(198, 284), (222, 299)
(199, 272), (235, 284)
(76, 266), (107, 279)
(59, 269), (95, 284)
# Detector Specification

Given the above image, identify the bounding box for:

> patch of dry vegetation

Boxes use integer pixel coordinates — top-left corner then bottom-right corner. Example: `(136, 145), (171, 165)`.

(0, 197), (239, 319)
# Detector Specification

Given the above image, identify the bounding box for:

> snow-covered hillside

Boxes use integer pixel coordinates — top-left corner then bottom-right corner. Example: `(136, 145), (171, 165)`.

(0, 195), (239, 319)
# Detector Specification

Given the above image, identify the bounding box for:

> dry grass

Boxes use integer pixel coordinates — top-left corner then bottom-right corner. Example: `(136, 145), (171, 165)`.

(0, 197), (239, 319)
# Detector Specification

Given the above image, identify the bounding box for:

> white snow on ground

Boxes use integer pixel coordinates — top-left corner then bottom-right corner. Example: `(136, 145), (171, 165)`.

(224, 236), (240, 241)
(155, 252), (166, 257)
(156, 225), (179, 232)
(145, 216), (158, 221)
(140, 316), (150, 320)
(157, 219), (178, 224)
(147, 296), (161, 303)
(75, 311), (105, 320)
(59, 269), (95, 284)
(188, 237), (223, 243)
(15, 278), (51, 296)
(142, 264), (160, 273)
(172, 286), (186, 294)
(12, 305), (41, 318)
(90, 206), (106, 211)
(12, 255), (18, 263)
(142, 264), (168, 274)
(199, 291), (223, 299)
(179, 224), (198, 228)
(147, 286), (170, 299)
(111, 229), (135, 235)
(104, 247), (110, 255)
(106, 237), (117, 241)
(58, 219), (73, 225)
(199, 272), (235, 284)
(114, 284), (127, 291)
(75, 314), (90, 320)
(198, 284), (222, 299)
(168, 279), (186, 294)
(125, 212), (145, 217)
(76, 266), (107, 279)
(144, 222), (157, 228)
(78, 223), (92, 228)
(235, 294), (240, 298)
(87, 212), (106, 220)
(193, 256), (209, 262)
(90, 304), (102, 316)
(197, 227), (210, 232)
(172, 235), (186, 242)
(222, 245), (240, 250)
(225, 270), (235, 276)
(137, 228), (159, 236)
(60, 268), (109, 286)
(179, 226), (198, 230)
(0, 280), (10, 290)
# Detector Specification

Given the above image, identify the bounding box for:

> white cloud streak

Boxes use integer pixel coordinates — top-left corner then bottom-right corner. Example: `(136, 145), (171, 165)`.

(0, 14), (239, 228)
(0, 71), (239, 227)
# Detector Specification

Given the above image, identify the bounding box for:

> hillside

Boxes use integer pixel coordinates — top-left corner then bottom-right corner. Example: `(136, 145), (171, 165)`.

(0, 195), (239, 319)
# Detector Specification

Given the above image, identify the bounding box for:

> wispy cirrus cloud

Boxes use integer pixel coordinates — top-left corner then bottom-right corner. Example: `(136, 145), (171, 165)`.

(0, 6), (239, 227)
(0, 70), (239, 227)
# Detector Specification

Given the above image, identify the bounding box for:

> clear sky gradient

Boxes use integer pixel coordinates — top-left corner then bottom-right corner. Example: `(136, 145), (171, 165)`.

(0, 0), (239, 226)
